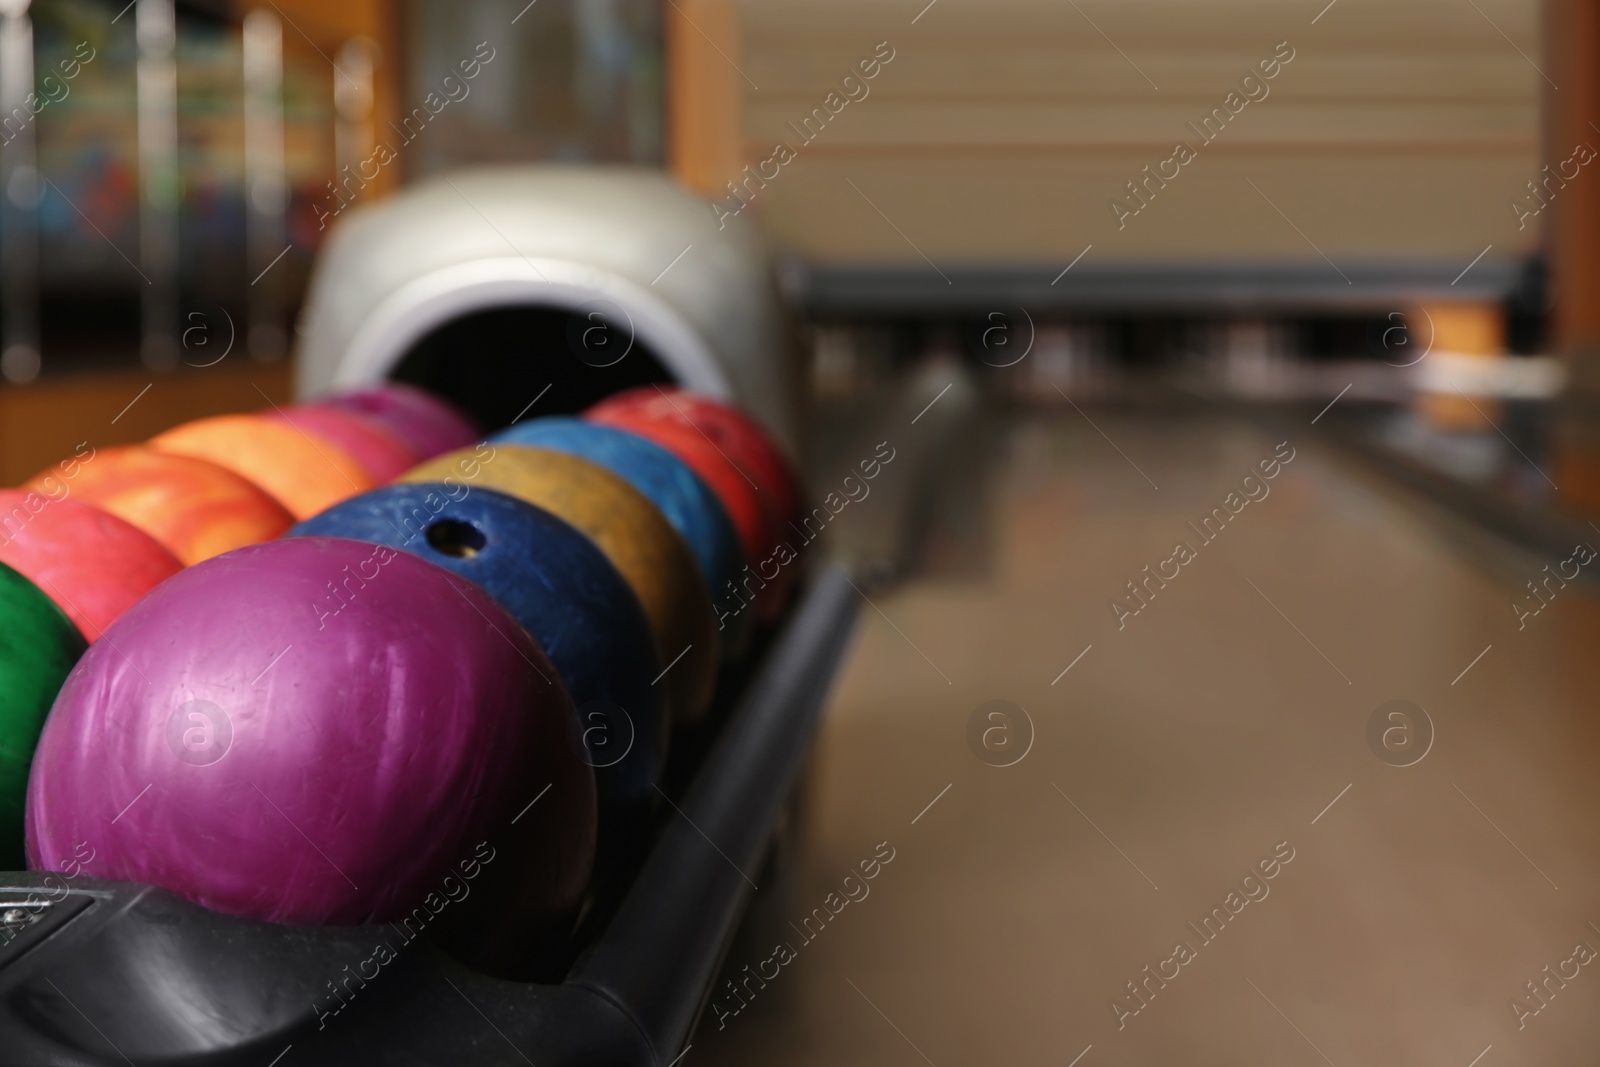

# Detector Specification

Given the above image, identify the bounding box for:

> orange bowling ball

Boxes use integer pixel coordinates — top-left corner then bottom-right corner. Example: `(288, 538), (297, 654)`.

(150, 414), (373, 520)
(263, 404), (420, 482)
(31, 447), (294, 565)
(401, 444), (719, 723)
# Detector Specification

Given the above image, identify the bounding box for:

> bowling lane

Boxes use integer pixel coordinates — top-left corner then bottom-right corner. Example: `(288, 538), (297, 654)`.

(694, 397), (1600, 1066)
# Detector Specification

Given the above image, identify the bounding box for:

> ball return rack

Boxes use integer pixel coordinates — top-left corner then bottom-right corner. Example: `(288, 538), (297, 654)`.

(0, 566), (860, 1067)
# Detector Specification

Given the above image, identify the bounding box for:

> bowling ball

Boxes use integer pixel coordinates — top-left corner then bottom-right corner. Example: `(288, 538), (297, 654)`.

(584, 400), (788, 622)
(491, 417), (748, 653)
(0, 560), (84, 869)
(317, 382), (478, 460)
(401, 445), (719, 723)
(290, 484), (666, 809)
(589, 386), (804, 528)
(29, 446), (294, 565)
(264, 404), (419, 482)
(150, 413), (374, 520)
(25, 537), (594, 976)
(0, 490), (182, 639)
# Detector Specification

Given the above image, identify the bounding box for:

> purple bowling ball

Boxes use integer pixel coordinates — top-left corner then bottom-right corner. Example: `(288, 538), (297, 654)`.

(316, 382), (478, 460)
(25, 537), (594, 974)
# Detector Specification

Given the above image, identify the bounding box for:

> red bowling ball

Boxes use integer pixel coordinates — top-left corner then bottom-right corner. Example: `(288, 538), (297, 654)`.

(587, 387), (802, 620)
(25, 537), (594, 976)
(0, 491), (182, 640)
(589, 386), (804, 528)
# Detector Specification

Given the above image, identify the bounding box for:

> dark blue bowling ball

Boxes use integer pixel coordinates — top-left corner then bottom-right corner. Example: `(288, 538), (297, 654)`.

(289, 483), (665, 809)
(491, 417), (748, 655)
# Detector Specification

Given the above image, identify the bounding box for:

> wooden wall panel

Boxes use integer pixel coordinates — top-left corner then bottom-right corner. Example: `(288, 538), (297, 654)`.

(1547, 0), (1600, 353)
(743, 152), (1535, 266)
(0, 362), (292, 485)
(667, 0), (746, 197)
(1544, 0), (1600, 515)
(734, 0), (1542, 268)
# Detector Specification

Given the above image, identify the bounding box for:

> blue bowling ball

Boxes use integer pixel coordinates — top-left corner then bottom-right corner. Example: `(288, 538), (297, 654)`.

(491, 417), (748, 655)
(289, 483), (665, 809)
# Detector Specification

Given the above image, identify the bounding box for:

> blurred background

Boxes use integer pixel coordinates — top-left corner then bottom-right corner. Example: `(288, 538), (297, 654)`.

(7, 2), (1600, 1063)
(0, 0), (1590, 523)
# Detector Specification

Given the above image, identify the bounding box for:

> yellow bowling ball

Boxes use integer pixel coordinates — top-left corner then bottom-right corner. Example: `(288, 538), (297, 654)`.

(402, 444), (718, 723)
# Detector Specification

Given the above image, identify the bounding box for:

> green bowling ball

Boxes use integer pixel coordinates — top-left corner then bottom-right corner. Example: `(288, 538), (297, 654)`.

(0, 559), (86, 869)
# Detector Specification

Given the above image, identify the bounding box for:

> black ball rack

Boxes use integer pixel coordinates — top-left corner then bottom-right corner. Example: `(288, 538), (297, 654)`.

(0, 566), (860, 1067)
